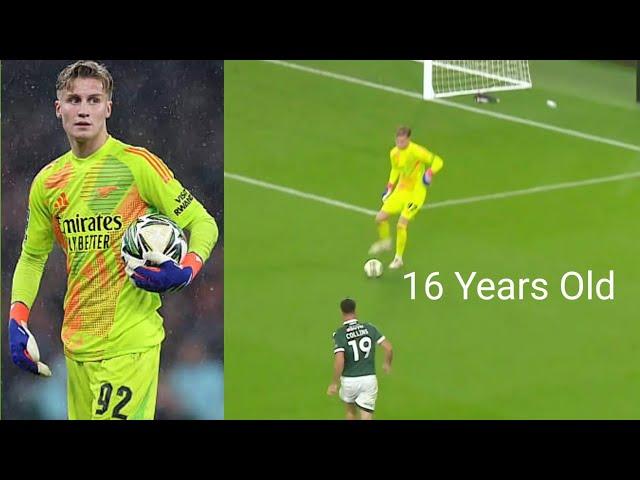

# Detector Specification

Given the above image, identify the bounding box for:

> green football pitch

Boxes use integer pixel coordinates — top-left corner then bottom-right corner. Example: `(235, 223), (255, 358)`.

(224, 60), (640, 419)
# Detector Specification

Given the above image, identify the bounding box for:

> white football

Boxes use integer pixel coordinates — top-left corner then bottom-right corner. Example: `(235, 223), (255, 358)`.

(364, 258), (383, 278)
(121, 213), (187, 280)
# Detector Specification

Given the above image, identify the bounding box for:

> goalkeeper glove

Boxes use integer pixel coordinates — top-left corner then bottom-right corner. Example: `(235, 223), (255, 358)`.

(8, 302), (52, 377)
(382, 183), (395, 202)
(422, 168), (433, 186)
(131, 251), (203, 293)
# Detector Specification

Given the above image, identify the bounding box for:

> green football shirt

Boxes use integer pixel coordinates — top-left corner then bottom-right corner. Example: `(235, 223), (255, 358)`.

(333, 319), (385, 377)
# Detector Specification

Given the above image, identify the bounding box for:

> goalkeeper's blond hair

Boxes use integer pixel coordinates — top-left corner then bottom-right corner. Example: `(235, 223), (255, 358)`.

(56, 60), (114, 100)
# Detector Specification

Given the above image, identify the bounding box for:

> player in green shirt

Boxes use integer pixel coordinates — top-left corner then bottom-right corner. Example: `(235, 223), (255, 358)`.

(8, 60), (219, 420)
(327, 298), (393, 420)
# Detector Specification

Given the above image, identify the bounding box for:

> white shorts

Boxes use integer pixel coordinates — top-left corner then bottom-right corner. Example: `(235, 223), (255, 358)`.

(339, 375), (378, 412)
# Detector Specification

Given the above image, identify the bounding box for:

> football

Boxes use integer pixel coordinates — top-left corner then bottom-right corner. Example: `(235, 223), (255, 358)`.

(364, 258), (383, 278)
(121, 213), (187, 279)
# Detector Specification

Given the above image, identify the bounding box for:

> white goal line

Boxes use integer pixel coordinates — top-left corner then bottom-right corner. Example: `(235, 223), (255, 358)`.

(225, 170), (640, 216)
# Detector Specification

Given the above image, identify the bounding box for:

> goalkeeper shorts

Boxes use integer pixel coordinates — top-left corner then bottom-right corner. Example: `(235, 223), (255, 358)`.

(381, 187), (427, 221)
(66, 344), (161, 420)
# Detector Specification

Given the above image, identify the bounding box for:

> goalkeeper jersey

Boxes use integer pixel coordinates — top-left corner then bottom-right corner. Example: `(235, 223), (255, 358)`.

(388, 141), (443, 193)
(13, 135), (218, 361)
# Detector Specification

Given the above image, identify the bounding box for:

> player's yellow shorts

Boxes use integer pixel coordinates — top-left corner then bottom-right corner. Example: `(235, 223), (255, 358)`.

(381, 187), (427, 221)
(66, 344), (161, 420)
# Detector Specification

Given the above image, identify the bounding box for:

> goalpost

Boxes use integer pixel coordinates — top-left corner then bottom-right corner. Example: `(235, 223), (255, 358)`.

(415, 60), (533, 100)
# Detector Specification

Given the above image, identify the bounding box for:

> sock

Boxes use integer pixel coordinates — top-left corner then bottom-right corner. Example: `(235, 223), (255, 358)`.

(395, 223), (407, 258)
(377, 220), (390, 241)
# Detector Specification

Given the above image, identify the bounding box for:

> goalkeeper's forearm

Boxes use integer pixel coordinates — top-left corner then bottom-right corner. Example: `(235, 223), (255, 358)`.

(387, 167), (400, 186)
(430, 154), (444, 174)
(11, 250), (48, 309)
(184, 209), (219, 263)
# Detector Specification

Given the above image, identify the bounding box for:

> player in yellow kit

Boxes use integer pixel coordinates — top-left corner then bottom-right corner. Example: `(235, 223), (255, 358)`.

(368, 126), (444, 269)
(8, 60), (219, 419)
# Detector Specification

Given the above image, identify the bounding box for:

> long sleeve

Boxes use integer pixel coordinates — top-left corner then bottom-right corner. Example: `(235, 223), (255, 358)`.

(182, 209), (219, 263)
(416, 144), (444, 175)
(430, 153), (444, 174)
(387, 151), (400, 185)
(131, 148), (219, 262)
(11, 171), (54, 308)
(387, 167), (400, 185)
(11, 250), (49, 308)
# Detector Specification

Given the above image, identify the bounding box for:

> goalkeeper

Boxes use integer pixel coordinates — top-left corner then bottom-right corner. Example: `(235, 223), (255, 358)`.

(368, 126), (444, 269)
(8, 60), (219, 420)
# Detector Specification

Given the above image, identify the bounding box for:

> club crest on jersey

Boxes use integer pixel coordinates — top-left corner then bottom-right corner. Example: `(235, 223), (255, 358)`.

(53, 192), (70, 213)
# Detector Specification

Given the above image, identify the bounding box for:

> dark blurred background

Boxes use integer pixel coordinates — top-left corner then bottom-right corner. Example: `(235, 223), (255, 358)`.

(1, 60), (224, 419)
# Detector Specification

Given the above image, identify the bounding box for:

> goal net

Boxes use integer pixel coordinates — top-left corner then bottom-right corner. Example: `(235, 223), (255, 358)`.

(416, 60), (532, 100)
